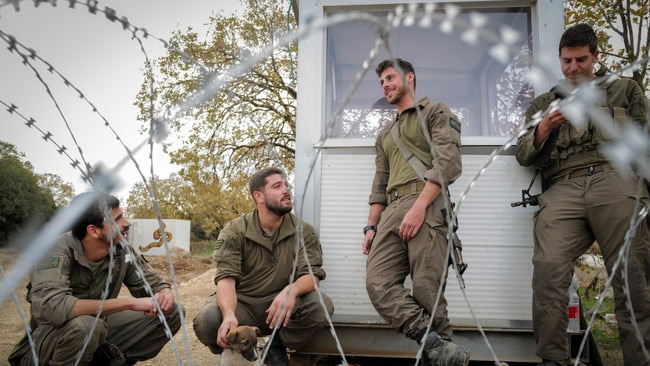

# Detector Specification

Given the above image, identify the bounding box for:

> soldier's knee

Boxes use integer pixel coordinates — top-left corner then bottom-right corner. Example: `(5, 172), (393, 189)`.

(166, 304), (185, 334)
(533, 261), (572, 290)
(366, 280), (389, 306)
(65, 316), (107, 348)
(309, 296), (334, 326)
(192, 311), (221, 347)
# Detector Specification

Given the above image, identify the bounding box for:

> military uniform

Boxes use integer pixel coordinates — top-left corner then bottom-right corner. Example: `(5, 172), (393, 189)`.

(8, 231), (182, 365)
(366, 97), (462, 341)
(192, 209), (334, 352)
(516, 77), (650, 366)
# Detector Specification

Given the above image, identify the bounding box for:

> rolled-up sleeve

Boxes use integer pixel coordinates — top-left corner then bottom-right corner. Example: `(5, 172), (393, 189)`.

(423, 108), (462, 185)
(369, 129), (391, 205)
(213, 221), (244, 285)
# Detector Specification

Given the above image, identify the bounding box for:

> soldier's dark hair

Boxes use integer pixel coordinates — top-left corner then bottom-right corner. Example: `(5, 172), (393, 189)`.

(559, 23), (598, 55)
(249, 167), (287, 198)
(70, 192), (120, 240)
(376, 58), (417, 91)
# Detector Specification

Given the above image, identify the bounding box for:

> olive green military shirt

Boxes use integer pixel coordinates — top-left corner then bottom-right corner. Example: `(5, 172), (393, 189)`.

(369, 97), (463, 205)
(516, 77), (648, 179)
(29, 232), (171, 328)
(213, 209), (326, 297)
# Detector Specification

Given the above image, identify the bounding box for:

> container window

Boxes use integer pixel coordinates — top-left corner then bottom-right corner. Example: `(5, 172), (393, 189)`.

(325, 6), (533, 139)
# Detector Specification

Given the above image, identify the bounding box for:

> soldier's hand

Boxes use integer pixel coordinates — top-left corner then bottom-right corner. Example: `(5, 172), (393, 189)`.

(544, 109), (565, 129)
(362, 232), (374, 255)
(155, 288), (175, 314)
(400, 206), (425, 241)
(266, 287), (296, 329)
(132, 297), (157, 317)
(217, 318), (238, 348)
(534, 109), (565, 148)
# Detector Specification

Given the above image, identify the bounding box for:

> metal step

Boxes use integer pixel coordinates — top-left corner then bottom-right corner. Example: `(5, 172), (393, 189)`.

(289, 316), (597, 365)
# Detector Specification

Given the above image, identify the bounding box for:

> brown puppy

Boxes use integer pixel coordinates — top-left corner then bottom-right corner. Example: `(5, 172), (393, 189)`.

(224, 325), (262, 363)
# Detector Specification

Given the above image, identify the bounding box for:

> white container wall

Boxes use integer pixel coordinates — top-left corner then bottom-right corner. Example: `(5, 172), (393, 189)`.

(128, 219), (191, 256)
(318, 153), (539, 326)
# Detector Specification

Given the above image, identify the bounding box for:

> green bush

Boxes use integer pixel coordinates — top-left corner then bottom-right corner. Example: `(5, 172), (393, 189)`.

(191, 240), (215, 257)
(580, 287), (622, 365)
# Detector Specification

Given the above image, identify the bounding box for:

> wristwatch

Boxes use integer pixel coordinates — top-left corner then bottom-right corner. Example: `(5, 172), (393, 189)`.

(363, 225), (377, 235)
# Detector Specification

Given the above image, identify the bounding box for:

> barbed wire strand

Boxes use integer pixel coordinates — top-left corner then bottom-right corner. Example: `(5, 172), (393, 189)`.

(0, 13), (197, 365)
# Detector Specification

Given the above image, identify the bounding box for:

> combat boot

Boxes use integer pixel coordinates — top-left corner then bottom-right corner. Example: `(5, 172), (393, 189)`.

(421, 330), (470, 366)
(89, 342), (128, 366)
(264, 336), (289, 366)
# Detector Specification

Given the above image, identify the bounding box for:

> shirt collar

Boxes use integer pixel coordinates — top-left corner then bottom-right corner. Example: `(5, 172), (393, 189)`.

(246, 209), (297, 251)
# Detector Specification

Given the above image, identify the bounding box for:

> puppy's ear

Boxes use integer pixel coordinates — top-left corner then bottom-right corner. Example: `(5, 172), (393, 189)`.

(225, 328), (239, 346)
(252, 326), (261, 337)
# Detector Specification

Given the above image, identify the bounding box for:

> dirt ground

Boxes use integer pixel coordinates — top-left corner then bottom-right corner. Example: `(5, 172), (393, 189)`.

(0, 248), (221, 365)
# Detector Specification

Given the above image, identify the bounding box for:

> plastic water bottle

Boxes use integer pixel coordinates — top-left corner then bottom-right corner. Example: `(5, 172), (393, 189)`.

(567, 273), (580, 333)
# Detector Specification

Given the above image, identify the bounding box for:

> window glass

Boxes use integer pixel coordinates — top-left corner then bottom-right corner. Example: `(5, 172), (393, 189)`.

(325, 6), (533, 139)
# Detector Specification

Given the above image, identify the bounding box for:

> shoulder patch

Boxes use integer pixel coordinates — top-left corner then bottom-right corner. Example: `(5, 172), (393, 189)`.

(33, 256), (66, 284)
(449, 118), (461, 133)
(214, 239), (224, 251)
(38, 257), (60, 270)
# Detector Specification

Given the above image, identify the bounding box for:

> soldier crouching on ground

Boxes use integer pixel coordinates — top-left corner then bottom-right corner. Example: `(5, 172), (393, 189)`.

(192, 167), (334, 366)
(8, 192), (184, 366)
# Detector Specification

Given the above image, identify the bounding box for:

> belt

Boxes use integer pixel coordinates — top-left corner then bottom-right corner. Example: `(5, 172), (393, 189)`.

(551, 164), (610, 184)
(387, 181), (425, 204)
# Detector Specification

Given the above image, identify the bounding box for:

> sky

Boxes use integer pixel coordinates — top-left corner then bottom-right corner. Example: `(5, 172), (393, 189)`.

(0, 0), (239, 198)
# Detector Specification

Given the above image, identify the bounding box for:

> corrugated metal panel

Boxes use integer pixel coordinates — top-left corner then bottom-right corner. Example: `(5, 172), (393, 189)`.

(319, 155), (377, 314)
(318, 153), (539, 325)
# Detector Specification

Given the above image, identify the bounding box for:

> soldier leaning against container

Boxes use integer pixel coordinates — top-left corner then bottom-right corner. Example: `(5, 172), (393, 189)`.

(362, 58), (470, 366)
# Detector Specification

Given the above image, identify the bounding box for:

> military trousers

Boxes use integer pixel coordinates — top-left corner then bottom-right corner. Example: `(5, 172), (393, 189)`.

(192, 290), (334, 353)
(533, 168), (650, 365)
(10, 303), (183, 366)
(365, 193), (453, 341)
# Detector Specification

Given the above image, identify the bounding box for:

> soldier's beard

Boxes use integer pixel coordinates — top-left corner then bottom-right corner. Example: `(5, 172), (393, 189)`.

(266, 200), (292, 216)
(99, 226), (123, 246)
(385, 85), (406, 105)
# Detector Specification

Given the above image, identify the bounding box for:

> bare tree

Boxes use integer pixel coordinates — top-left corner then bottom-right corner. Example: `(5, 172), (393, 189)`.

(565, 0), (650, 92)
